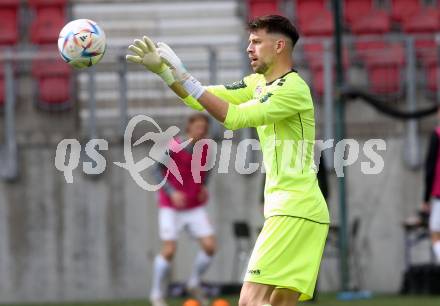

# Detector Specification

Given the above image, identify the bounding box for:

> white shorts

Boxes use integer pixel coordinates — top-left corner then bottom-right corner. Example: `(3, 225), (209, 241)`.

(430, 198), (440, 232)
(159, 206), (214, 241)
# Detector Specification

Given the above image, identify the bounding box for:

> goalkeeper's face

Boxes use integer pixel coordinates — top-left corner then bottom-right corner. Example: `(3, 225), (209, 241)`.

(247, 29), (284, 74)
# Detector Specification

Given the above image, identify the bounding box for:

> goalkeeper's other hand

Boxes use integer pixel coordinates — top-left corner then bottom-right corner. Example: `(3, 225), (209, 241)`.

(157, 42), (188, 81)
(126, 36), (175, 86)
(157, 42), (205, 99)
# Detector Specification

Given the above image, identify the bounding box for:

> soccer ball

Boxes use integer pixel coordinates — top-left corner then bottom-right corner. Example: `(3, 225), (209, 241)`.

(58, 19), (106, 69)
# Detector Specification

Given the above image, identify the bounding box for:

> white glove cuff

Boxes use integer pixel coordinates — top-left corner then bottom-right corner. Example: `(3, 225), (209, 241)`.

(182, 75), (206, 99)
(158, 68), (175, 86)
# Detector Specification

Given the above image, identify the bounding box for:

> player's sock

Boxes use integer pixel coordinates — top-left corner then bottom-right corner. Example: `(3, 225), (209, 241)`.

(150, 254), (171, 299)
(188, 250), (213, 288)
(433, 241), (440, 264)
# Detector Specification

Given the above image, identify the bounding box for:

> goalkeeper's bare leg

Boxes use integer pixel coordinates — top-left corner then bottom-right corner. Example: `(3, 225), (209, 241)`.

(239, 282), (300, 306)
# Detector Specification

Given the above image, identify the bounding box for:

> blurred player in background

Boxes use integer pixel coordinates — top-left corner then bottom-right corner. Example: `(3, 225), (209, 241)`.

(150, 113), (215, 306)
(127, 14), (329, 306)
(422, 109), (440, 264)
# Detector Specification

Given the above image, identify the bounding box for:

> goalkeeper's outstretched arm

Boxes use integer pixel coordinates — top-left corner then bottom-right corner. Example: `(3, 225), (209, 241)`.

(167, 82), (230, 123)
(156, 42), (308, 129)
(125, 36), (306, 129)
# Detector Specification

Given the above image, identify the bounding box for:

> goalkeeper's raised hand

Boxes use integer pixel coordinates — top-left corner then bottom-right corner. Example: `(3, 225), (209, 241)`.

(126, 36), (175, 86)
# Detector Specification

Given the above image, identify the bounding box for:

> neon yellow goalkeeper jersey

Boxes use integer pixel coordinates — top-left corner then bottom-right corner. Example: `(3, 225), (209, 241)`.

(183, 70), (330, 224)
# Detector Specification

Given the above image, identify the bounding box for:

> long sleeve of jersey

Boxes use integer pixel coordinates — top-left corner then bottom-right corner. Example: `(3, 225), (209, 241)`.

(180, 76), (255, 111)
(223, 78), (312, 130)
(424, 131), (439, 203)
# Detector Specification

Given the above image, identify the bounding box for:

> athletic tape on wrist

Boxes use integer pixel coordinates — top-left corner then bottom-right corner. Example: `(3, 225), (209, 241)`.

(182, 75), (205, 99)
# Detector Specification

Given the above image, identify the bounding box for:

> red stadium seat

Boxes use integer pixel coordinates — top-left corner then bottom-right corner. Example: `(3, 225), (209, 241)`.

(32, 48), (72, 109)
(350, 10), (390, 34)
(299, 10), (334, 36)
(355, 39), (404, 95)
(344, 1), (390, 34)
(366, 64), (402, 95)
(413, 39), (436, 67)
(391, 0), (420, 23)
(0, 0), (19, 45)
(402, 8), (439, 33)
(247, 0), (281, 19)
(296, 0), (326, 20)
(0, 10), (19, 46)
(30, 6), (65, 44)
(344, 0), (373, 26)
(401, 7), (438, 63)
(296, 0), (333, 36)
(365, 52), (403, 95)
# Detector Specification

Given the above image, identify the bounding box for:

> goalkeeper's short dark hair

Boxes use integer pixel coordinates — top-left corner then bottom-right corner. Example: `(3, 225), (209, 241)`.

(247, 15), (299, 48)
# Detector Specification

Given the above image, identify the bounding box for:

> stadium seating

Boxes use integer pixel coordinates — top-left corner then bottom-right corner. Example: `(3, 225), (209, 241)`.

(364, 49), (404, 95)
(73, 1), (243, 116)
(32, 47), (72, 110)
(344, 0), (372, 26)
(356, 40), (405, 95)
(401, 7), (438, 58)
(343, 0), (391, 34)
(296, 0), (333, 36)
(391, 0), (421, 23)
(0, 0), (19, 45)
(296, 0), (326, 20)
(296, 0), (334, 95)
(28, 0), (71, 110)
(247, 0), (281, 19)
(29, 6), (66, 44)
(402, 8), (439, 33)
(303, 43), (349, 96)
(350, 11), (390, 35)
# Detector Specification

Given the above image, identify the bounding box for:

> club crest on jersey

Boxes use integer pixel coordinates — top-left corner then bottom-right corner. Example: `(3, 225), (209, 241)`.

(255, 85), (263, 96)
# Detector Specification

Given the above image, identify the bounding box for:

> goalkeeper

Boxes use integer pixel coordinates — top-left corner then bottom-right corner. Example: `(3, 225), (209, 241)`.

(127, 15), (329, 306)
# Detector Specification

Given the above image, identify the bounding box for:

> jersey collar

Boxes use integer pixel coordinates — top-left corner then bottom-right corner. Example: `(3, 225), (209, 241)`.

(265, 68), (297, 86)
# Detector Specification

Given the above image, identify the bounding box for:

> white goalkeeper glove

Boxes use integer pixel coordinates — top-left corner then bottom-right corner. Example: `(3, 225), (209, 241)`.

(157, 42), (206, 99)
(126, 36), (175, 86)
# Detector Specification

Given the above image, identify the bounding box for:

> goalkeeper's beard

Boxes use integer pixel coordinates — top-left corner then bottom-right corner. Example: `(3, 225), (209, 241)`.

(254, 62), (270, 75)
